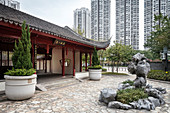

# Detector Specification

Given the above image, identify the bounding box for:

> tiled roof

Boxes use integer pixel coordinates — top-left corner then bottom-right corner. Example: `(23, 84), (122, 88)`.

(0, 4), (110, 48)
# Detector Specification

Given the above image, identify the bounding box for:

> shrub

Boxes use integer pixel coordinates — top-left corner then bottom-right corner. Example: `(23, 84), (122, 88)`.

(116, 88), (148, 104)
(147, 70), (170, 81)
(5, 22), (35, 76)
(12, 21), (32, 69)
(102, 68), (107, 72)
(88, 65), (102, 69)
(122, 80), (134, 86)
(4, 68), (36, 76)
(92, 47), (100, 66)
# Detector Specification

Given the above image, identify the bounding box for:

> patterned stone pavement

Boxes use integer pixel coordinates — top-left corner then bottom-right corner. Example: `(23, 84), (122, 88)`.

(0, 74), (170, 113)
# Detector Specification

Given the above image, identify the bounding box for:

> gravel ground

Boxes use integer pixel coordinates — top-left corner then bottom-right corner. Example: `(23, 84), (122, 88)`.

(0, 74), (169, 113)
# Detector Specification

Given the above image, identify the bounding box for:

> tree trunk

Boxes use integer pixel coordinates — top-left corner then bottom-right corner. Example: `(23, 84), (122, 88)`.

(112, 60), (114, 72)
(116, 61), (119, 73)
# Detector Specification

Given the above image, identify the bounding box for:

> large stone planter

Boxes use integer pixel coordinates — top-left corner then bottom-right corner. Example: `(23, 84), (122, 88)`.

(89, 69), (102, 80)
(4, 74), (37, 100)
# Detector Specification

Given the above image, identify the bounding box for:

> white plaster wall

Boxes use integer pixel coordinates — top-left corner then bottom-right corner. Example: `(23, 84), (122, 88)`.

(52, 47), (62, 74)
(65, 50), (73, 74)
(75, 51), (80, 72)
(37, 60), (50, 72)
(37, 61), (39, 70)
(52, 48), (81, 74)
(47, 60), (50, 72)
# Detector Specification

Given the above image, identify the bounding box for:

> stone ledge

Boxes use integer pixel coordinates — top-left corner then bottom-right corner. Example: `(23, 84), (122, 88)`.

(147, 78), (170, 84)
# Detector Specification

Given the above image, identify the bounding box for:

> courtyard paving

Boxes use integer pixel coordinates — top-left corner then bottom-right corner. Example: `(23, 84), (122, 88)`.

(0, 74), (170, 113)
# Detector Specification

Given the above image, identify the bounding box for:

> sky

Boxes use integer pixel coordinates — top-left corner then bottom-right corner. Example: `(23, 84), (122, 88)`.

(16, 0), (115, 44)
(16, 0), (144, 49)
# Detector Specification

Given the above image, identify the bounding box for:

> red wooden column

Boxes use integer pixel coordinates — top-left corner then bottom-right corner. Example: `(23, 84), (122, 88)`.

(85, 53), (87, 71)
(45, 44), (49, 73)
(31, 36), (37, 69)
(73, 49), (75, 77)
(62, 47), (65, 77)
(89, 53), (92, 66)
(31, 41), (35, 68)
(80, 52), (82, 72)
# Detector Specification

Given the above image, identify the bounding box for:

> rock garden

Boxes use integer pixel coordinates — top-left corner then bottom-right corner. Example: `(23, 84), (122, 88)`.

(99, 53), (167, 111)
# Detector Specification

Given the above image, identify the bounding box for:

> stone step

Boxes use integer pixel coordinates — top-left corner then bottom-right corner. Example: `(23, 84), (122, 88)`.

(40, 78), (81, 91)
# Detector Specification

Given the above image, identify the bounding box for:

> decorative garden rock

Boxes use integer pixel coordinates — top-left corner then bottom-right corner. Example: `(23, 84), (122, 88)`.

(130, 99), (155, 110)
(99, 88), (117, 104)
(99, 53), (166, 111)
(124, 86), (135, 90)
(155, 87), (167, 94)
(132, 53), (146, 63)
(117, 83), (130, 90)
(108, 101), (132, 110)
(134, 77), (146, 88)
(128, 53), (150, 88)
(145, 88), (165, 105)
(128, 62), (136, 74)
(136, 61), (150, 79)
(148, 97), (161, 107)
(146, 84), (152, 89)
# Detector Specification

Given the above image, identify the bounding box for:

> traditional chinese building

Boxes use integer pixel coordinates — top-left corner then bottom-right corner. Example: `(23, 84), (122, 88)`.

(0, 4), (110, 79)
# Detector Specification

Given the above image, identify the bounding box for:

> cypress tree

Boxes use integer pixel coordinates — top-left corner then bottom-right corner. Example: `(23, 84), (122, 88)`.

(92, 47), (100, 66)
(12, 21), (33, 69)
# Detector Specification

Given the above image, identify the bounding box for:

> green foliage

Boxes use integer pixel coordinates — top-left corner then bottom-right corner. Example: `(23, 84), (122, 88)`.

(102, 72), (128, 75)
(107, 42), (133, 63)
(4, 68), (36, 76)
(88, 65), (102, 69)
(92, 47), (100, 66)
(145, 14), (170, 56)
(147, 70), (170, 81)
(122, 80), (134, 86)
(116, 88), (148, 104)
(133, 50), (159, 60)
(106, 42), (133, 72)
(97, 49), (107, 65)
(12, 21), (33, 69)
(102, 68), (107, 72)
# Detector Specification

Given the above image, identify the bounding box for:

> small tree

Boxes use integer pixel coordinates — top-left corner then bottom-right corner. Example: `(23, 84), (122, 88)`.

(92, 47), (100, 66)
(107, 42), (133, 72)
(12, 21), (32, 69)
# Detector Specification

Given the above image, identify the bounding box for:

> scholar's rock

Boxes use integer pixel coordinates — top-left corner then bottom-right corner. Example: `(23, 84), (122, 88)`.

(99, 88), (117, 104)
(108, 101), (132, 110)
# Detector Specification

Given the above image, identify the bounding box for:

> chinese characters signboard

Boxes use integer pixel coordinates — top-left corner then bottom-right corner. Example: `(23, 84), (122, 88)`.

(54, 39), (65, 46)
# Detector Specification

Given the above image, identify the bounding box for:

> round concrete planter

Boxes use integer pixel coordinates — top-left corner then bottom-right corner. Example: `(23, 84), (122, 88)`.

(4, 74), (37, 100)
(89, 69), (102, 80)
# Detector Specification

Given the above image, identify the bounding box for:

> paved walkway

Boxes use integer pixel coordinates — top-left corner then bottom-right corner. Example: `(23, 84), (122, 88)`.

(0, 75), (170, 113)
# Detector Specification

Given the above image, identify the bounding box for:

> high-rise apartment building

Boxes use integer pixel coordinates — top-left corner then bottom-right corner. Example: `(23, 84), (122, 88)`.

(0, 0), (20, 10)
(144, 0), (170, 49)
(116, 0), (139, 50)
(74, 7), (91, 39)
(91, 0), (111, 41)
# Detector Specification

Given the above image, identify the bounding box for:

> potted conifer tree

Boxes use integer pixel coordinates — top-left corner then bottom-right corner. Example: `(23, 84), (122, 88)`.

(88, 47), (102, 80)
(4, 21), (37, 100)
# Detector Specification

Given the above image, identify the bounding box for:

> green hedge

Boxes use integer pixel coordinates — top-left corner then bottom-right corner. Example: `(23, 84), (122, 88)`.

(116, 88), (148, 104)
(122, 80), (134, 86)
(4, 68), (36, 76)
(147, 70), (170, 81)
(102, 68), (107, 72)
